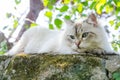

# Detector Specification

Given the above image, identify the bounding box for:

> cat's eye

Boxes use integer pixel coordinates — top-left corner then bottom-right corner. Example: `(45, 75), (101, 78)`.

(82, 32), (89, 38)
(69, 35), (75, 39)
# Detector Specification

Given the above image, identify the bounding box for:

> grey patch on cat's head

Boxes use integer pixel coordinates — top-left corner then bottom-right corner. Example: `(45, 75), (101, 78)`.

(64, 13), (107, 53)
(64, 13), (113, 54)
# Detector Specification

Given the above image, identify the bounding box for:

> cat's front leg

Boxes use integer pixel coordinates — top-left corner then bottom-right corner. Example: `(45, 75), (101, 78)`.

(77, 48), (106, 55)
(91, 48), (106, 55)
(90, 48), (117, 55)
(83, 48), (108, 55)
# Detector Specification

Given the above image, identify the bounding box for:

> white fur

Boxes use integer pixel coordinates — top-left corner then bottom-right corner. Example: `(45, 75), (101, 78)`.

(6, 26), (78, 55)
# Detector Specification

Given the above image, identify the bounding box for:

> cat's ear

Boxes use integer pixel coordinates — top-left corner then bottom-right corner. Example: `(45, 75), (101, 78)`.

(87, 13), (97, 27)
(64, 19), (74, 26)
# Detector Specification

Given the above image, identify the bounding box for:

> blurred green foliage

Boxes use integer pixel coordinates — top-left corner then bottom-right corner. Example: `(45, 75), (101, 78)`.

(15, 0), (21, 5)
(113, 72), (120, 80)
(43, 0), (120, 27)
(0, 41), (8, 55)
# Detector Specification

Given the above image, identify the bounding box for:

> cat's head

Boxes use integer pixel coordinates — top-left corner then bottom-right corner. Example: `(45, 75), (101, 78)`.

(64, 13), (106, 51)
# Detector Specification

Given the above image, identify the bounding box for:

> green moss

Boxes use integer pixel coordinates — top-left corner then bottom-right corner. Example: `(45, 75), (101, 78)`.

(0, 54), (105, 80)
(85, 56), (101, 67)
(37, 54), (102, 80)
(112, 68), (120, 80)
(5, 56), (40, 80)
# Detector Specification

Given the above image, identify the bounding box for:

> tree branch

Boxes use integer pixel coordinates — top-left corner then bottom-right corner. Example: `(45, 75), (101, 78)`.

(16, 0), (44, 42)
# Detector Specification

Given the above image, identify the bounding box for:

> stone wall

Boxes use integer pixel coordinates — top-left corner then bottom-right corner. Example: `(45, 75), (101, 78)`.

(0, 53), (120, 80)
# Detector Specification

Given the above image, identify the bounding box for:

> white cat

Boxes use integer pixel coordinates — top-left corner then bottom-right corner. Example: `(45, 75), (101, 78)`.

(6, 13), (114, 55)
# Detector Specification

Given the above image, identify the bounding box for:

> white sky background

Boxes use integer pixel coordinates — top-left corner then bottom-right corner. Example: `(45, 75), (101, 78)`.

(0, 0), (30, 37)
(0, 0), (49, 38)
(0, 0), (25, 27)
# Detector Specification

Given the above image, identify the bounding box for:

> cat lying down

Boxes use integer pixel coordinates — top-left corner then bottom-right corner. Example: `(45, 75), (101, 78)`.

(6, 13), (116, 55)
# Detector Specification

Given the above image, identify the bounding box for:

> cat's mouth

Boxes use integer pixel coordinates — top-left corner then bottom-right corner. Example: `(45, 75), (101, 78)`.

(73, 47), (86, 53)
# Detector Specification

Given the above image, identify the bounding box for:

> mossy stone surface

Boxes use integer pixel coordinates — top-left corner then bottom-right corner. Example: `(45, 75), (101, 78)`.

(0, 54), (119, 80)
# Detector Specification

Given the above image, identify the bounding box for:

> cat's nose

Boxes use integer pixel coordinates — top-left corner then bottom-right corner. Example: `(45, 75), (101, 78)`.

(75, 41), (81, 48)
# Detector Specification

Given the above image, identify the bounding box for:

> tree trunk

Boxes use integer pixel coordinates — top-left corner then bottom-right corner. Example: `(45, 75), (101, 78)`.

(0, 31), (5, 44)
(16, 0), (44, 42)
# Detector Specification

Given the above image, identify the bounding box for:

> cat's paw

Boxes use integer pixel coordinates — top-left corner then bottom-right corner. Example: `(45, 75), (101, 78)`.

(85, 48), (106, 55)
(93, 48), (106, 55)
(92, 49), (119, 55)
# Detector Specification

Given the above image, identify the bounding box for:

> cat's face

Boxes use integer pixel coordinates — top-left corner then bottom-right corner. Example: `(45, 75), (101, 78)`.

(64, 13), (102, 51)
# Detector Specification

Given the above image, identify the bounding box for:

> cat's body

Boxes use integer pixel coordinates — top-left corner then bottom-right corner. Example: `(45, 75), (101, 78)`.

(6, 13), (114, 55)
(7, 27), (78, 55)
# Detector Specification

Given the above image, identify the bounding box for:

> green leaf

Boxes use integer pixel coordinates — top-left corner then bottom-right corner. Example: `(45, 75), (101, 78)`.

(96, 3), (102, 14)
(100, 0), (106, 4)
(105, 4), (114, 13)
(115, 7), (120, 15)
(95, 0), (106, 14)
(64, 15), (71, 20)
(15, 0), (21, 5)
(43, 0), (49, 7)
(0, 41), (8, 55)
(49, 24), (54, 29)
(49, 0), (56, 5)
(113, 0), (117, 5)
(13, 20), (18, 28)
(109, 20), (114, 26)
(112, 43), (118, 51)
(47, 4), (53, 10)
(0, 51), (4, 55)
(115, 22), (120, 30)
(45, 0), (56, 8)
(62, 0), (71, 4)
(60, 5), (69, 12)
(54, 18), (62, 29)
(90, 2), (96, 9)
(72, 7), (77, 14)
(82, 1), (88, 6)
(116, 77), (120, 80)
(113, 72), (120, 79)
(72, 0), (81, 4)
(108, 0), (113, 3)
(77, 3), (83, 13)
(117, 2), (120, 7)
(6, 13), (12, 18)
(114, 0), (120, 7)
(45, 11), (52, 18)
(30, 23), (38, 28)
(117, 16), (120, 20)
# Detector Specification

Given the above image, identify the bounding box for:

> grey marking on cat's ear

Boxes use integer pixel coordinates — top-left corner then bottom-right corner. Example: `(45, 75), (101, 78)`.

(87, 13), (98, 27)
